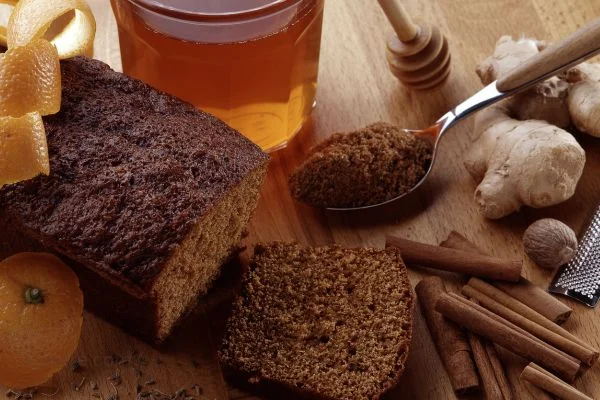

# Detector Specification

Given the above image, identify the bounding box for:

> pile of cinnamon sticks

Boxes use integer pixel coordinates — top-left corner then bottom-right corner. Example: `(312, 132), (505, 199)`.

(387, 231), (596, 400)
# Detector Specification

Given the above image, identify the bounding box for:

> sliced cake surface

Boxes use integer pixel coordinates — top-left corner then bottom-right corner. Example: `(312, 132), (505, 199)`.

(0, 57), (269, 341)
(219, 242), (414, 400)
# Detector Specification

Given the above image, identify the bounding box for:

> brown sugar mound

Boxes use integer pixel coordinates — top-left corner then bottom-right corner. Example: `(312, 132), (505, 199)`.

(219, 242), (414, 400)
(289, 122), (433, 208)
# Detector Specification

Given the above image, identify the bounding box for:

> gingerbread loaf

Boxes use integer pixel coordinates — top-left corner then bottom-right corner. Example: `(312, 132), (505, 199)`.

(0, 57), (269, 343)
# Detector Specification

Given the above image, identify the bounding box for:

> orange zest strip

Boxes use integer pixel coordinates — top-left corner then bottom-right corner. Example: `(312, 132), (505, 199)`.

(0, 38), (60, 117)
(7, 0), (96, 59)
(0, 112), (49, 185)
(0, 0), (96, 188)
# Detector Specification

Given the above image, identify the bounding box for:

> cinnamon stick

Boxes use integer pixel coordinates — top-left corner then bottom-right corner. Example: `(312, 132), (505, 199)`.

(462, 284), (597, 366)
(385, 235), (522, 282)
(494, 278), (572, 325)
(521, 363), (593, 400)
(440, 231), (572, 324)
(523, 382), (556, 400)
(468, 278), (598, 360)
(484, 341), (513, 400)
(466, 298), (513, 400)
(467, 331), (503, 400)
(448, 293), (580, 367)
(435, 293), (581, 382)
(415, 277), (479, 395)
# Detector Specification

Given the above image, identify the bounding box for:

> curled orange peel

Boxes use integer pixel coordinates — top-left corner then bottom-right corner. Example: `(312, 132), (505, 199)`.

(0, 112), (49, 185)
(0, 38), (61, 117)
(8, 0), (96, 59)
(0, 0), (95, 188)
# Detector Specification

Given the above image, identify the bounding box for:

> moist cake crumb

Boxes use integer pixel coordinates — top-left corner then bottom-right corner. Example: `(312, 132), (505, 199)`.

(289, 122), (433, 208)
(219, 242), (414, 400)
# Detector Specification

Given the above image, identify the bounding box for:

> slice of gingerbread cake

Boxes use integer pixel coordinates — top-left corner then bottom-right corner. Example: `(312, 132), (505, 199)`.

(219, 242), (414, 399)
(0, 57), (269, 343)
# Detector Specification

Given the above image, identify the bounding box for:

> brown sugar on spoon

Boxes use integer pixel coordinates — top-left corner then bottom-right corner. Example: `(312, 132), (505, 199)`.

(289, 122), (433, 208)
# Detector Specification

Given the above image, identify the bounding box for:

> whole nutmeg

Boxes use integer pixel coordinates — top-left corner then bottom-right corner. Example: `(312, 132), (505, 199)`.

(523, 219), (578, 270)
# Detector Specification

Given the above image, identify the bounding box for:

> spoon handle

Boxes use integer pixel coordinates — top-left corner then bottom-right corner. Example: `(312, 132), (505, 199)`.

(497, 18), (600, 93)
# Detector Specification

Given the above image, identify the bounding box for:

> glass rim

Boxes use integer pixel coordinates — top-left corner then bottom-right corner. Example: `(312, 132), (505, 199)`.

(128, 0), (307, 21)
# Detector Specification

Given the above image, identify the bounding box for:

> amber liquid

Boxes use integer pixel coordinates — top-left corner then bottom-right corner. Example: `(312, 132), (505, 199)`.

(111, 0), (324, 151)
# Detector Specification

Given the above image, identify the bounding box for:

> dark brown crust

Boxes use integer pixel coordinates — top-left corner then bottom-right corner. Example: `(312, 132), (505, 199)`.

(0, 57), (268, 290)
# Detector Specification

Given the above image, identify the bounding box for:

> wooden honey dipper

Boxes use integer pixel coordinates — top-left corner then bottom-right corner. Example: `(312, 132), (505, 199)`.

(377, 0), (451, 90)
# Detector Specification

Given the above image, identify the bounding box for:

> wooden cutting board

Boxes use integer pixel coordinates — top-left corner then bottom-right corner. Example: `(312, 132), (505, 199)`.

(3, 1), (600, 399)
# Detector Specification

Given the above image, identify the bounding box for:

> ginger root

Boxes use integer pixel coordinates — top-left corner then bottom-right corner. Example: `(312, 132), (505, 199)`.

(566, 62), (600, 137)
(465, 105), (585, 219)
(476, 36), (571, 128)
(465, 36), (592, 219)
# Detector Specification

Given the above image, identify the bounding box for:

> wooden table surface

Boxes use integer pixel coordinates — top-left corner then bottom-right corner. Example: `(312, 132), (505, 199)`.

(5, 1), (600, 399)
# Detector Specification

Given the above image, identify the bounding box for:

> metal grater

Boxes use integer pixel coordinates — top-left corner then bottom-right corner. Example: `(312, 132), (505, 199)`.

(550, 206), (600, 307)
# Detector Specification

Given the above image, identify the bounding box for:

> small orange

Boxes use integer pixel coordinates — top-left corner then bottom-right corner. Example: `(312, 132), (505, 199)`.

(0, 252), (83, 389)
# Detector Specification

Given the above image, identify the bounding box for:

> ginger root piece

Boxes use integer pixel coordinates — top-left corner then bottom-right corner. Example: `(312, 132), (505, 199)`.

(466, 35), (598, 218)
(476, 36), (542, 84)
(569, 80), (600, 137)
(566, 62), (600, 137)
(465, 105), (585, 219)
(476, 36), (571, 128)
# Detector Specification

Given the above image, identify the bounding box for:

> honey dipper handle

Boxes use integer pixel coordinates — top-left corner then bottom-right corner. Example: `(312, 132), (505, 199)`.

(377, 0), (418, 42)
(497, 18), (600, 92)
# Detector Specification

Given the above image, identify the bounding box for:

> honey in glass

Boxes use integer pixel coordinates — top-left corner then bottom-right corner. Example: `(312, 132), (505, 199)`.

(111, 0), (324, 151)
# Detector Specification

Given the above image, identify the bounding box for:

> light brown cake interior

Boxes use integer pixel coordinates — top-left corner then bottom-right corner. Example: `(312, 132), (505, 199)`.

(151, 165), (266, 340)
(220, 243), (414, 400)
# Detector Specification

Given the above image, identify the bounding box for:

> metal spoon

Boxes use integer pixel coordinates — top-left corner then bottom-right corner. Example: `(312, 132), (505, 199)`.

(328, 18), (600, 211)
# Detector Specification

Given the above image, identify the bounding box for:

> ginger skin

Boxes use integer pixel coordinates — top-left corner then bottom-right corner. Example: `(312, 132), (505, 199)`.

(566, 62), (600, 137)
(476, 36), (571, 128)
(465, 105), (585, 219)
(466, 36), (590, 219)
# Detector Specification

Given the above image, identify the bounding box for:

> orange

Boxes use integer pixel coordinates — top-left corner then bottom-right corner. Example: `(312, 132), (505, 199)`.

(7, 0), (96, 59)
(0, 112), (49, 187)
(0, 253), (83, 389)
(0, 38), (61, 117)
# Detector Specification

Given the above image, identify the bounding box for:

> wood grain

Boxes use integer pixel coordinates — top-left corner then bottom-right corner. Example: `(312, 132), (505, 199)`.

(2, 1), (600, 399)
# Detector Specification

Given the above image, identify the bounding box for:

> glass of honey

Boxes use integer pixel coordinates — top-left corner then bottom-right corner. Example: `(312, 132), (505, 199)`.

(110, 0), (325, 151)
